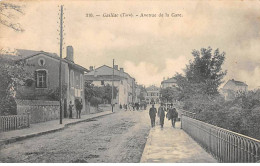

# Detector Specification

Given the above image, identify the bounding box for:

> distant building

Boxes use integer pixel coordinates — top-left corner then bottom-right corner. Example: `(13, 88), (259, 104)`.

(220, 79), (248, 100)
(161, 77), (177, 89)
(84, 65), (136, 106)
(145, 85), (160, 104)
(11, 46), (88, 118)
(134, 85), (146, 103)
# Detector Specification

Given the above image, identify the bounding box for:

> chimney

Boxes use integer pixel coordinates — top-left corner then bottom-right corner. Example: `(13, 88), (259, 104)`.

(66, 46), (74, 62)
(114, 65), (118, 70)
(120, 68), (124, 73)
(89, 66), (94, 71)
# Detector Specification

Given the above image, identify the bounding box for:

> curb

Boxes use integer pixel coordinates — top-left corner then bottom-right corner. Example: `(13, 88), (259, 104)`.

(0, 112), (114, 146)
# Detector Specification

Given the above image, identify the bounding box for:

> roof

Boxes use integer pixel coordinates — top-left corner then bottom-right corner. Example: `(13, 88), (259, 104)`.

(12, 49), (88, 72)
(146, 85), (160, 91)
(161, 77), (177, 84)
(86, 65), (122, 76)
(85, 65), (134, 80)
(229, 79), (248, 86)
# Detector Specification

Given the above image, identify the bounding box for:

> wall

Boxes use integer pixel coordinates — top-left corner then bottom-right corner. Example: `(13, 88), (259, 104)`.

(16, 100), (60, 124)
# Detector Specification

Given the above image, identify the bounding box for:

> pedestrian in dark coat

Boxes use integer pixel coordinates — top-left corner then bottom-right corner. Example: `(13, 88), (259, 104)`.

(69, 101), (73, 119)
(167, 104), (178, 128)
(149, 104), (157, 127)
(158, 103), (166, 128)
(75, 98), (83, 119)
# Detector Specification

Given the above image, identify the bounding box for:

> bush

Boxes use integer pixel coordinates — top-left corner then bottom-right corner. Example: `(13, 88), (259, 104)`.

(90, 97), (102, 108)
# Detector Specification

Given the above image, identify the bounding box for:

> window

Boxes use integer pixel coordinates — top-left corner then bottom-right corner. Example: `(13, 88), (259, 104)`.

(80, 74), (83, 89)
(70, 70), (74, 87)
(36, 70), (47, 88)
(101, 80), (104, 85)
(38, 58), (45, 66)
(76, 76), (79, 88)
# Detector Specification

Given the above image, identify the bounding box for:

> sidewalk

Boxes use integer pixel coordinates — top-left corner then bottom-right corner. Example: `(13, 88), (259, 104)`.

(140, 119), (217, 163)
(0, 111), (113, 146)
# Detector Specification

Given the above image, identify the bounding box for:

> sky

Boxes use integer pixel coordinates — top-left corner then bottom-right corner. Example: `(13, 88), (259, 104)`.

(1, 0), (260, 89)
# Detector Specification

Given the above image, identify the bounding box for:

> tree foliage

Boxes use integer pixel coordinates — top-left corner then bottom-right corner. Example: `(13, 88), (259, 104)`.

(186, 47), (227, 95)
(160, 87), (180, 103)
(173, 47), (227, 113)
(0, 56), (32, 115)
(84, 81), (118, 106)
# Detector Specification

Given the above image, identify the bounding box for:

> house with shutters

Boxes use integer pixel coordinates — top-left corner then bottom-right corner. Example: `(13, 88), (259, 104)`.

(12, 46), (88, 118)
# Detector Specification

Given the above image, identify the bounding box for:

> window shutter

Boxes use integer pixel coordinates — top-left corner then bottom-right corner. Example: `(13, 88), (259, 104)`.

(34, 71), (37, 88)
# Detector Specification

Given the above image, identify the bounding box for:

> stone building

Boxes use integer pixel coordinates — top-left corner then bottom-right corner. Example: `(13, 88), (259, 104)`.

(13, 46), (88, 120)
(145, 85), (160, 104)
(84, 65), (136, 106)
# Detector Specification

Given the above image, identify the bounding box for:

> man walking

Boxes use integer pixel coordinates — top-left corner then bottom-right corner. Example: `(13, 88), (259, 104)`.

(149, 104), (157, 127)
(158, 103), (166, 128)
(69, 101), (73, 119)
(75, 98), (83, 119)
(167, 104), (178, 128)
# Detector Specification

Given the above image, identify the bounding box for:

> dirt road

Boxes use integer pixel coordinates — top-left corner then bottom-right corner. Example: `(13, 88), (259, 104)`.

(0, 109), (150, 163)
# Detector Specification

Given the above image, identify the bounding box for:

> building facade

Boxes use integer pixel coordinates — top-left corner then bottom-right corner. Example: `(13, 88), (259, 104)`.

(220, 79), (248, 100)
(84, 65), (136, 106)
(15, 46), (88, 118)
(161, 77), (177, 89)
(145, 85), (160, 104)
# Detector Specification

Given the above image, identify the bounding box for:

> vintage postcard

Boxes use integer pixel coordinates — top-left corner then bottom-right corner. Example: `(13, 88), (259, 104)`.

(0, 0), (260, 163)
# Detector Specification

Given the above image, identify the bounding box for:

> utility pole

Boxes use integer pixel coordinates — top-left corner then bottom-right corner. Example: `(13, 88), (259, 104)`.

(59, 5), (64, 124)
(112, 59), (114, 112)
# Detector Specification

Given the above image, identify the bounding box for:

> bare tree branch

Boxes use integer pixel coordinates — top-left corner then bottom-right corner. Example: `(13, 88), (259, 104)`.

(0, 2), (25, 32)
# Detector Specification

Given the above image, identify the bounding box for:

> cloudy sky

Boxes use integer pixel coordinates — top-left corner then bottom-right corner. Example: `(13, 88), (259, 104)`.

(1, 0), (260, 89)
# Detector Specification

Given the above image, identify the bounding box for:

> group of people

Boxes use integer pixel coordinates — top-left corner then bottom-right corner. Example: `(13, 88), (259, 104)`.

(68, 98), (83, 119)
(119, 102), (147, 111)
(149, 103), (178, 128)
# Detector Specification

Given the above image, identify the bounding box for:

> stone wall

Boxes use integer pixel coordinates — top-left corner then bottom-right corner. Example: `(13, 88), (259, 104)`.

(16, 100), (60, 124)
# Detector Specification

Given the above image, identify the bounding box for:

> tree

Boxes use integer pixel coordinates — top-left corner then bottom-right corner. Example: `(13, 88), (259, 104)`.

(160, 87), (179, 103)
(185, 47), (227, 95)
(84, 82), (118, 106)
(0, 2), (25, 32)
(84, 81), (95, 102)
(0, 56), (32, 115)
(137, 85), (146, 101)
(173, 47), (227, 113)
(102, 84), (118, 104)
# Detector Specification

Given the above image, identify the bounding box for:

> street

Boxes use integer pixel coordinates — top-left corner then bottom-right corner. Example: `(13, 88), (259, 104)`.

(0, 109), (150, 163)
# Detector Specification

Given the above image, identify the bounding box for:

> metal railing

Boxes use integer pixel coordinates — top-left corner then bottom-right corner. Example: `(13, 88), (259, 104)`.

(181, 115), (260, 163)
(0, 113), (30, 132)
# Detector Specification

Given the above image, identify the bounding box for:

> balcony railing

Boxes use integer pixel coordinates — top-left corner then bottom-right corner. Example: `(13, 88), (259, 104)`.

(181, 115), (260, 163)
(0, 113), (30, 132)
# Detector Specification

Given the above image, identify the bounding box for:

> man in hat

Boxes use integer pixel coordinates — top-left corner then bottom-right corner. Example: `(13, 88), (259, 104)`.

(167, 103), (178, 128)
(158, 103), (166, 128)
(149, 104), (157, 127)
